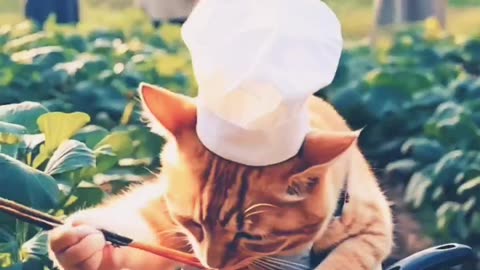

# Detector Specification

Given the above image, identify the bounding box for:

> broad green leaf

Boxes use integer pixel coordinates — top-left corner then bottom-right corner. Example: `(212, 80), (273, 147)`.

(0, 122), (26, 144)
(469, 212), (480, 234)
(364, 68), (433, 94)
(0, 253), (19, 269)
(436, 202), (461, 232)
(63, 182), (106, 213)
(462, 197), (476, 212)
(384, 159), (418, 182)
(453, 211), (469, 240)
(93, 148), (118, 175)
(0, 102), (48, 134)
(0, 154), (60, 211)
(21, 231), (48, 262)
(73, 125), (109, 149)
(425, 102), (480, 148)
(33, 112), (91, 168)
(98, 179), (134, 195)
(457, 176), (480, 196)
(404, 167), (433, 208)
(401, 138), (446, 163)
(432, 150), (464, 186)
(44, 140), (96, 176)
(0, 122), (26, 158)
(129, 126), (164, 160)
(94, 131), (134, 159)
(22, 134), (45, 152)
(0, 231), (18, 268)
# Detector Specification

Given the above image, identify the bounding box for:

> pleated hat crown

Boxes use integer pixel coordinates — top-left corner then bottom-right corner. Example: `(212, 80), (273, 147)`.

(181, 0), (343, 166)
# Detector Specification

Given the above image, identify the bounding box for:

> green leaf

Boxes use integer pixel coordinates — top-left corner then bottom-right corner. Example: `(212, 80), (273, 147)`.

(385, 159), (418, 182)
(44, 140), (96, 176)
(21, 231), (48, 262)
(63, 182), (106, 213)
(425, 102), (480, 148)
(0, 154), (60, 228)
(0, 122), (27, 158)
(457, 176), (480, 196)
(94, 131), (134, 159)
(33, 112), (91, 169)
(469, 212), (480, 234)
(78, 145), (117, 178)
(453, 210), (469, 240)
(364, 68), (433, 94)
(0, 253), (19, 269)
(0, 102), (48, 134)
(73, 125), (109, 149)
(401, 138), (446, 163)
(0, 122), (26, 144)
(129, 126), (164, 160)
(436, 201), (461, 231)
(404, 167), (433, 208)
(432, 150), (464, 186)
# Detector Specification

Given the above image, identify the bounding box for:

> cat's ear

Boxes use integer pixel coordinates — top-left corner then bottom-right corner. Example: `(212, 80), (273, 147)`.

(285, 130), (360, 200)
(301, 130), (361, 167)
(138, 82), (197, 137)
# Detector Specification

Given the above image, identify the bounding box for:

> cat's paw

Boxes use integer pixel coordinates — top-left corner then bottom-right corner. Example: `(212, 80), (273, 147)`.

(48, 222), (119, 270)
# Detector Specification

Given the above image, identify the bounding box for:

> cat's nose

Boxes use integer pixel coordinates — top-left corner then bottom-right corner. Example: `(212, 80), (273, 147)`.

(205, 253), (226, 269)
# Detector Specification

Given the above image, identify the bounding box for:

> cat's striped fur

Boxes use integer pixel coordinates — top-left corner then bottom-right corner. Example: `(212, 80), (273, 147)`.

(48, 83), (394, 270)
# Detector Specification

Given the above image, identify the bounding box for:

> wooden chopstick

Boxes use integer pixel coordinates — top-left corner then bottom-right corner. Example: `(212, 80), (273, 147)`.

(0, 198), (205, 269)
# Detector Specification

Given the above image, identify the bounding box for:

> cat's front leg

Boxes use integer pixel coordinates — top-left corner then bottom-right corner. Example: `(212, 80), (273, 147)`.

(313, 228), (392, 270)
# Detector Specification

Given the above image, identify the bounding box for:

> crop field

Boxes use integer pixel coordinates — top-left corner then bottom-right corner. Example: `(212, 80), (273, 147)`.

(0, 1), (479, 269)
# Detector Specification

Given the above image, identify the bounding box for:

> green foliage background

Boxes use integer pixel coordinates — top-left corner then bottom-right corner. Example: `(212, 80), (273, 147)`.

(1, 0), (480, 40)
(0, 2), (479, 269)
(0, 20), (193, 269)
(320, 19), (480, 255)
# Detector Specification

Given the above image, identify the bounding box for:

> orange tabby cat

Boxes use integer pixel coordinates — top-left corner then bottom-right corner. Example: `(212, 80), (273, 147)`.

(48, 83), (394, 270)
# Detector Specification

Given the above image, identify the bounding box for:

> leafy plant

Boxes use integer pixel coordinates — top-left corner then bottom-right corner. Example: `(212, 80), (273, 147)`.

(0, 101), (163, 269)
(1, 16), (480, 269)
(322, 20), (480, 249)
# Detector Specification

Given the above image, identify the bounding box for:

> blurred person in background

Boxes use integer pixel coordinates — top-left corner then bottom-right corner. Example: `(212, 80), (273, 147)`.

(54, 0), (80, 26)
(137, 0), (198, 28)
(25, 0), (79, 29)
(25, 0), (54, 28)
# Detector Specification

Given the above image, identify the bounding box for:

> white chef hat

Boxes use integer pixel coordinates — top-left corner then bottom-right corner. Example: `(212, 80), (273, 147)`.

(181, 0), (343, 166)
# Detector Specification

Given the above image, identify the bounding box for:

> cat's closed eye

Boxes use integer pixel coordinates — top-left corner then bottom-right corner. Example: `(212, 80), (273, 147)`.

(175, 216), (204, 241)
(236, 232), (263, 241)
(241, 237), (287, 254)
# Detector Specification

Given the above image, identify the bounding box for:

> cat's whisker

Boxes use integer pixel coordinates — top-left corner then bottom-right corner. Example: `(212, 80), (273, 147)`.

(262, 257), (310, 270)
(158, 233), (181, 241)
(255, 260), (274, 270)
(142, 166), (159, 177)
(255, 259), (281, 270)
(180, 243), (194, 253)
(244, 210), (269, 219)
(244, 203), (277, 216)
(156, 228), (183, 236)
(269, 261), (309, 270)
(156, 229), (189, 246)
(250, 261), (265, 270)
(252, 261), (271, 270)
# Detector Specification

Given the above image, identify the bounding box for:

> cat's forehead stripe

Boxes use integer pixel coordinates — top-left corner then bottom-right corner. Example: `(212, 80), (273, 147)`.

(201, 157), (253, 230)
(203, 158), (238, 225)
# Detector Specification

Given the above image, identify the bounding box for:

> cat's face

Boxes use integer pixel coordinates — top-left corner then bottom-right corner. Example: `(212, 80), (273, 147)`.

(139, 83), (357, 269)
